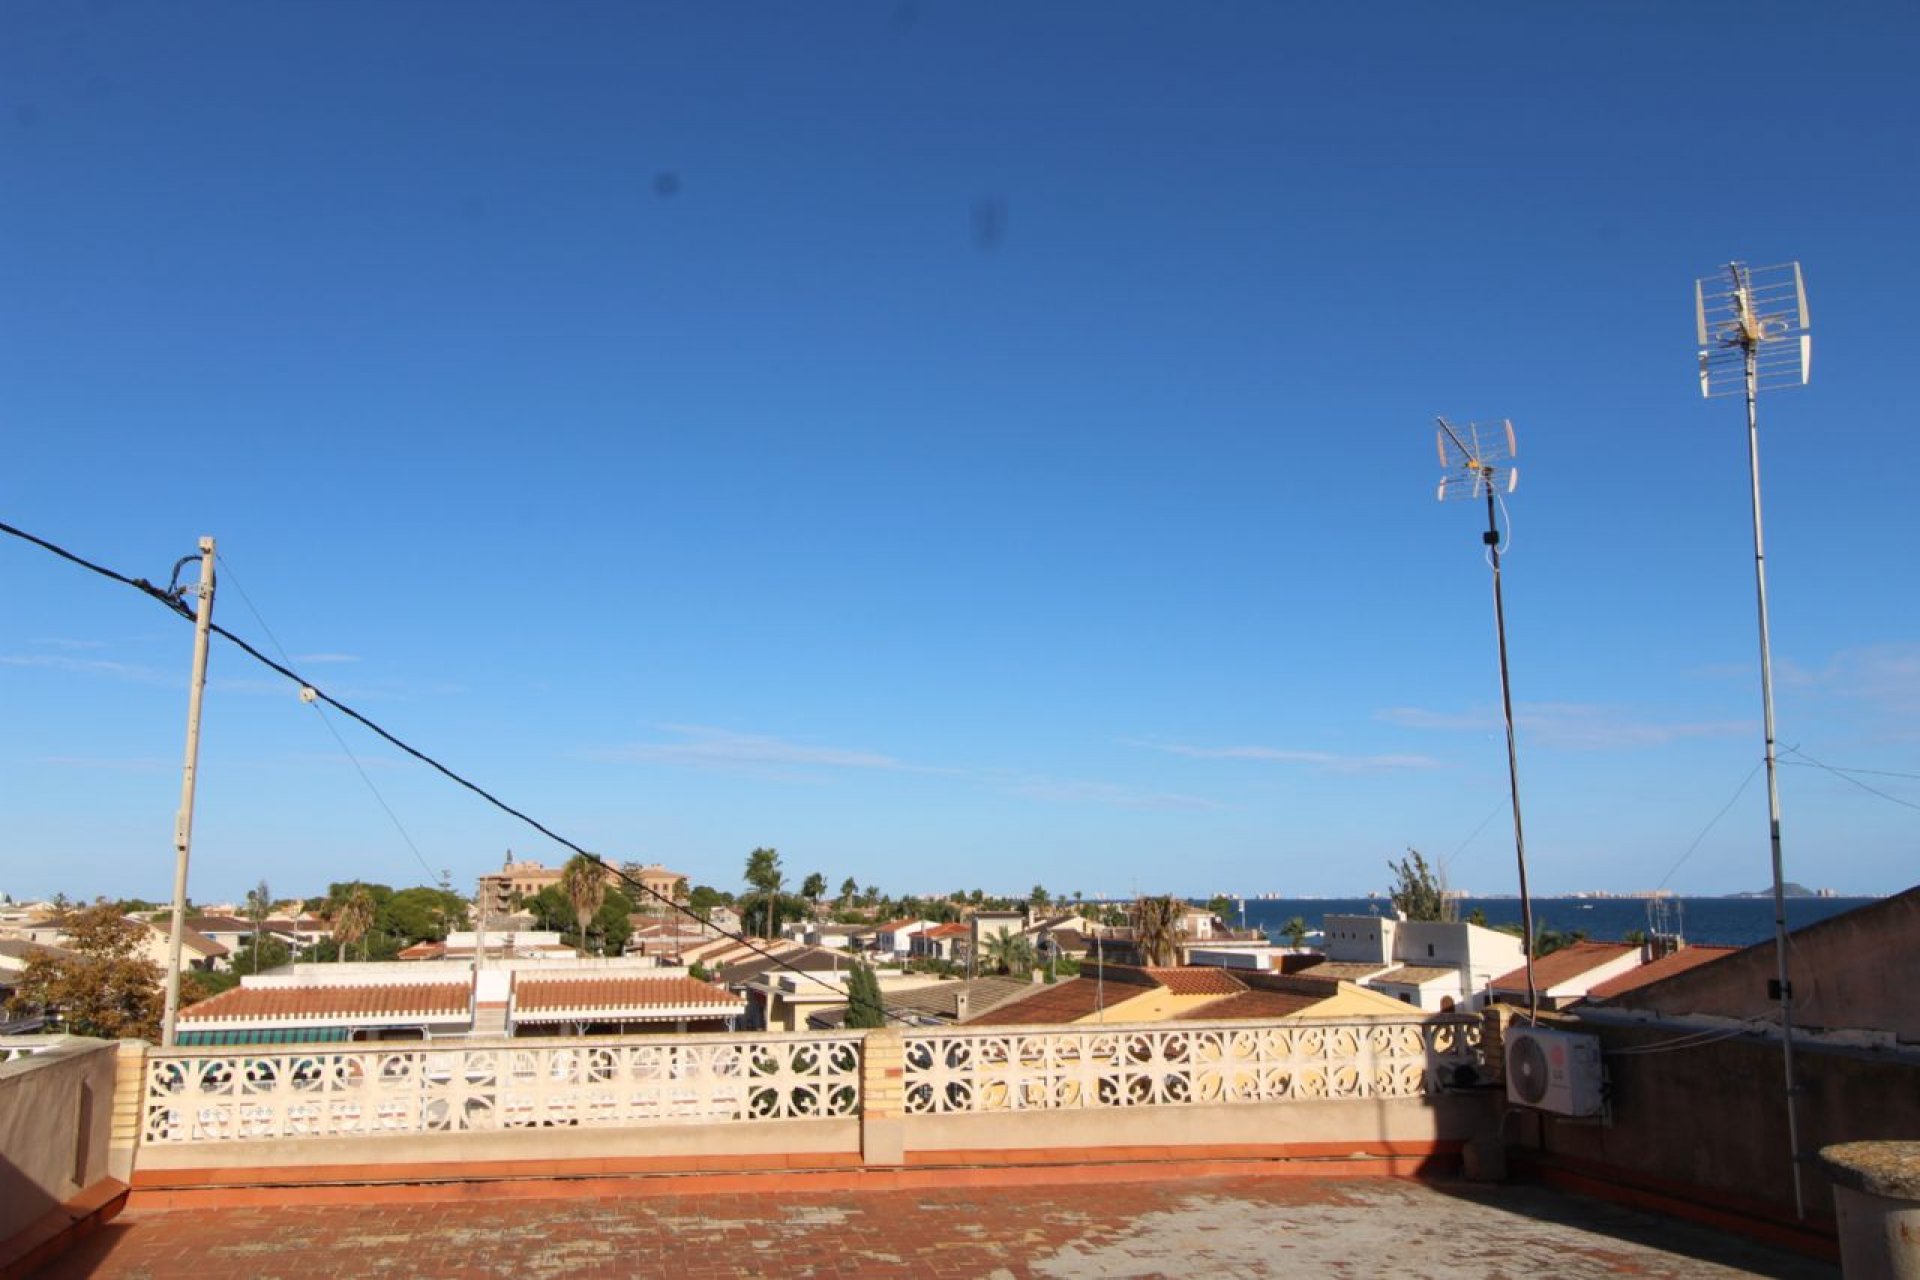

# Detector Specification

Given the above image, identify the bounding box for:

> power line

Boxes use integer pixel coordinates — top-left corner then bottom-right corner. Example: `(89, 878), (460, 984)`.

(216, 552), (441, 888)
(1784, 746), (1920, 815)
(0, 519), (907, 1022)
(1440, 796), (1509, 871)
(1653, 759), (1765, 894)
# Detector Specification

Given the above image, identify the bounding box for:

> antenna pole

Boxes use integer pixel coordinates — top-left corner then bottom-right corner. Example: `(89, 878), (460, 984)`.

(1484, 489), (1538, 1024)
(161, 536), (216, 1048)
(1743, 341), (1807, 1219)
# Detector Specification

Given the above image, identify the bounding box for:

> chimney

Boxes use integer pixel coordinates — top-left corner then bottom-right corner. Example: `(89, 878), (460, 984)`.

(955, 990), (970, 1021)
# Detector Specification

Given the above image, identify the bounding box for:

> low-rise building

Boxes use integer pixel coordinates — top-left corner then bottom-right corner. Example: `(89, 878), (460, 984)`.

(1312, 913), (1526, 1011)
(872, 918), (929, 957)
(911, 923), (973, 964)
(175, 961), (744, 1044)
(1488, 941), (1643, 1011)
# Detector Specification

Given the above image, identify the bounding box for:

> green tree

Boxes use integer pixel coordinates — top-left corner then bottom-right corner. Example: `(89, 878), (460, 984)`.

(1386, 848), (1456, 923)
(595, 888), (636, 956)
(231, 936), (291, 978)
(687, 884), (729, 920)
(1533, 922), (1587, 957)
(1280, 916), (1310, 950)
(1029, 885), (1050, 912)
(7, 905), (163, 1039)
(1206, 894), (1235, 922)
(382, 886), (469, 946)
(1131, 895), (1185, 967)
(1467, 906), (1490, 928)
(982, 930), (1036, 976)
(838, 877), (859, 908)
(844, 961), (886, 1028)
(744, 847), (785, 939)
(332, 886), (377, 963)
(561, 855), (608, 957)
(243, 879), (273, 973)
(802, 872), (828, 909)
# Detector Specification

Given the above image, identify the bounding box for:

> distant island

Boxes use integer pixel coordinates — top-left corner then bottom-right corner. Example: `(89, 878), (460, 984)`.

(1724, 883), (1821, 899)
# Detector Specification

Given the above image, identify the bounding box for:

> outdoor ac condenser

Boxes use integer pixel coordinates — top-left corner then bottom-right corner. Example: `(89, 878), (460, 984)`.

(1504, 1025), (1604, 1117)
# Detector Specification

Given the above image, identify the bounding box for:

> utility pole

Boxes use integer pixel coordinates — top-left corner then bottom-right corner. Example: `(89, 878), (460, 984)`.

(161, 537), (216, 1048)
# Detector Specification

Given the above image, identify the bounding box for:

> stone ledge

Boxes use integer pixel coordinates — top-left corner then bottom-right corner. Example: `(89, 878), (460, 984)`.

(1818, 1141), (1920, 1201)
(0, 1177), (128, 1280)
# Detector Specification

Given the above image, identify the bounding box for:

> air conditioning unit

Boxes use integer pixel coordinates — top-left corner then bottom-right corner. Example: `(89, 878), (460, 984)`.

(1505, 1026), (1603, 1117)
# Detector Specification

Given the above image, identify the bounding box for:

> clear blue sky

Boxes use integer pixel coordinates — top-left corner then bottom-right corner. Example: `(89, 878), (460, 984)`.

(4, 3), (1917, 905)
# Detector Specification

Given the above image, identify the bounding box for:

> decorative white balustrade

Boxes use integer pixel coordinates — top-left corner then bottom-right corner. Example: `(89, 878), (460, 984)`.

(900, 1017), (1482, 1115)
(143, 1033), (862, 1145)
(139, 1017), (1486, 1146)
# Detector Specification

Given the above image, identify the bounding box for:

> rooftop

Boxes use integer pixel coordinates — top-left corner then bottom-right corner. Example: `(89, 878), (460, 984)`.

(43, 1174), (1835, 1279)
(1490, 941), (1637, 993)
(1588, 945), (1742, 1001)
(178, 982), (469, 1023)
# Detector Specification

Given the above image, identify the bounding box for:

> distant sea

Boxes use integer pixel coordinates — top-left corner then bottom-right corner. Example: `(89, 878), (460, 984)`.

(1221, 896), (1881, 948)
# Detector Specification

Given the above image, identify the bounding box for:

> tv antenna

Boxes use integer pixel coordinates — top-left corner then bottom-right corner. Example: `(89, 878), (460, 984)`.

(1434, 416), (1537, 1025)
(1695, 260), (1812, 1218)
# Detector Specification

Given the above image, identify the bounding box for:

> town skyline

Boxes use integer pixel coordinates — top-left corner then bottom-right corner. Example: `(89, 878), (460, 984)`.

(5, 5), (1918, 903)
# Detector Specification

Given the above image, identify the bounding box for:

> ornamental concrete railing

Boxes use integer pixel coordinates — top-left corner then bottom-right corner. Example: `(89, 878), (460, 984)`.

(122, 1014), (1496, 1183)
(899, 1017), (1483, 1114)
(141, 1032), (863, 1145)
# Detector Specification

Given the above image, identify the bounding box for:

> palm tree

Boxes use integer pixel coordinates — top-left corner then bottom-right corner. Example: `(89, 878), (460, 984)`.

(243, 879), (272, 972)
(802, 872), (827, 912)
(744, 847), (784, 939)
(1281, 916), (1310, 950)
(1131, 894), (1185, 967)
(838, 877), (858, 908)
(333, 886), (375, 964)
(561, 854), (607, 957)
(981, 930), (1036, 976)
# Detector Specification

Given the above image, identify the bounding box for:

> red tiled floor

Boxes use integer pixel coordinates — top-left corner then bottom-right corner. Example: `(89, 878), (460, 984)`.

(41, 1175), (1835, 1279)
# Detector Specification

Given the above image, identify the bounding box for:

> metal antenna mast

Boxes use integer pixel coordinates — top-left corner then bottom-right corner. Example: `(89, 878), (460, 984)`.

(1696, 260), (1812, 1218)
(1434, 418), (1537, 1025)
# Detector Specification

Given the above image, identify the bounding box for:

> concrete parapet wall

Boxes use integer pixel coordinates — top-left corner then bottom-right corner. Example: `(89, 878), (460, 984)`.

(1517, 1018), (1920, 1229)
(0, 1036), (119, 1244)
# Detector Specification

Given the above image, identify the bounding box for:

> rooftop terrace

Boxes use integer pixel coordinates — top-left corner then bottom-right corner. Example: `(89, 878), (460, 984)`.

(43, 1174), (1834, 1279)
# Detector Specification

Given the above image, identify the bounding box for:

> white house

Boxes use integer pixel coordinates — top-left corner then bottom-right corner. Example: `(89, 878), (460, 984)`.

(1318, 913), (1526, 1012)
(873, 918), (929, 957)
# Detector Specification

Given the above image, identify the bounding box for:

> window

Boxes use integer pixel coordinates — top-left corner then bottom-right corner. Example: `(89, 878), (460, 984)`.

(1427, 943), (1435, 957)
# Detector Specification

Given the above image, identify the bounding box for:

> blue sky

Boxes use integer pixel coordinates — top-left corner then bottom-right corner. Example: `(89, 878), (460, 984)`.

(4, 3), (1917, 905)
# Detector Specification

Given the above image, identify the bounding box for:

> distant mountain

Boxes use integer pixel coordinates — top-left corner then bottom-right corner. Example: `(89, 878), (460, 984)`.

(1725, 883), (1818, 899)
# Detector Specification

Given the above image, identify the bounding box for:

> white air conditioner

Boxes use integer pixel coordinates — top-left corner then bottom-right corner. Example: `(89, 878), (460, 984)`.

(1505, 1026), (1603, 1117)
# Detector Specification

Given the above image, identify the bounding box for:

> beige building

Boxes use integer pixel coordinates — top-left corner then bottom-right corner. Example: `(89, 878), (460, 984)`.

(477, 856), (687, 917)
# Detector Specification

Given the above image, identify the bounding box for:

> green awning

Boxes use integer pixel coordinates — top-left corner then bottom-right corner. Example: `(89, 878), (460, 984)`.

(175, 1027), (353, 1046)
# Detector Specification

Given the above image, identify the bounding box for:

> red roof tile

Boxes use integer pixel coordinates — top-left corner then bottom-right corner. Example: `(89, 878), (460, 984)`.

(922, 923), (971, 938)
(1176, 989), (1322, 1020)
(1490, 941), (1636, 993)
(1586, 945), (1741, 1000)
(1141, 967), (1246, 996)
(966, 969), (1163, 1025)
(1286, 961), (1389, 983)
(181, 983), (469, 1022)
(513, 976), (742, 1015)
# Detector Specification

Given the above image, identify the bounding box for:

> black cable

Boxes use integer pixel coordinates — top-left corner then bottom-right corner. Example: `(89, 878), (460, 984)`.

(1784, 747), (1920, 815)
(0, 519), (909, 1023)
(217, 551), (442, 888)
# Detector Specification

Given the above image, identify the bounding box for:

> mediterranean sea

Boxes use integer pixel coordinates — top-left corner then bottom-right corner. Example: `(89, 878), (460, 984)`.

(1225, 896), (1880, 948)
